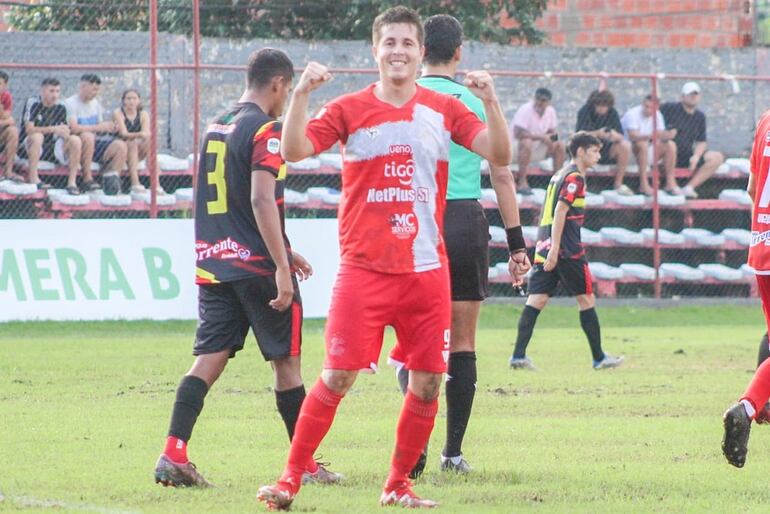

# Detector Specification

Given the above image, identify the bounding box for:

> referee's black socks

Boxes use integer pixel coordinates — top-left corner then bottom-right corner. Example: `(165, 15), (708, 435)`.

(168, 374), (209, 442)
(513, 305), (541, 359)
(275, 384), (306, 441)
(579, 307), (605, 362)
(443, 351), (477, 459)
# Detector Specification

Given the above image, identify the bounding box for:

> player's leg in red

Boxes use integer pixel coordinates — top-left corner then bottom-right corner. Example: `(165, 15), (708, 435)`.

(154, 351), (228, 488)
(382, 267), (449, 508)
(381, 371), (440, 509)
(257, 372), (354, 510)
(722, 275), (770, 467)
(272, 355), (343, 485)
(258, 264), (384, 510)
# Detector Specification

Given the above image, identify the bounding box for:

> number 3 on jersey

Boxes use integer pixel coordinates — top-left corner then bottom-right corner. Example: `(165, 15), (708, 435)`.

(205, 140), (227, 215)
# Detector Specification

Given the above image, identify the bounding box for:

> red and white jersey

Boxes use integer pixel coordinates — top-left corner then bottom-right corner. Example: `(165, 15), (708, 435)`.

(306, 83), (485, 274)
(749, 110), (770, 273)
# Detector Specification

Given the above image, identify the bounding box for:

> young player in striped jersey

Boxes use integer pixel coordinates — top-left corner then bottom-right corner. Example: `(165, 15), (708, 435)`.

(153, 48), (339, 488)
(509, 132), (624, 371)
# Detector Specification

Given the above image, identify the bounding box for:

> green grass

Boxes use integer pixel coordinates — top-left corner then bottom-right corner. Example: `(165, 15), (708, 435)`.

(1, 304), (769, 513)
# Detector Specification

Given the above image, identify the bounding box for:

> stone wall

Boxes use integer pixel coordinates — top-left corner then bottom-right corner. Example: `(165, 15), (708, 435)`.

(0, 31), (767, 157)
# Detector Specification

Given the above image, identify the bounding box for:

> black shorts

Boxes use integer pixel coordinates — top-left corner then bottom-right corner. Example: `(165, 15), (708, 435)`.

(528, 258), (593, 296)
(444, 199), (489, 301)
(598, 140), (616, 165)
(194, 274), (302, 361)
(676, 153), (705, 170)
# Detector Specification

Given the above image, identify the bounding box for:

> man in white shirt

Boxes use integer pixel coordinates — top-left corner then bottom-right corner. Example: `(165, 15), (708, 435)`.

(620, 95), (677, 196)
(65, 74), (127, 194)
(510, 88), (566, 195)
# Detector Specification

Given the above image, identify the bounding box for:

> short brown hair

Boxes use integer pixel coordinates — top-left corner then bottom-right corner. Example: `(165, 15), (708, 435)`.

(372, 6), (424, 46)
(569, 131), (602, 157)
(586, 89), (614, 109)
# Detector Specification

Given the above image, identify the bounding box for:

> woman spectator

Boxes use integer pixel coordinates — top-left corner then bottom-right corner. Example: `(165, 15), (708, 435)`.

(114, 89), (154, 193)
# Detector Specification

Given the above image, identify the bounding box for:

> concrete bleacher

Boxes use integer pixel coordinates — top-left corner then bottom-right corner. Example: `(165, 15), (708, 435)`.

(0, 151), (754, 297)
(0, 153), (193, 218)
(481, 158), (752, 298)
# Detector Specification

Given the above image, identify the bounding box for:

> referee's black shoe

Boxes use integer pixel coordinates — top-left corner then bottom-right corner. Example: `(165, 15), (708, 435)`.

(409, 447), (428, 479)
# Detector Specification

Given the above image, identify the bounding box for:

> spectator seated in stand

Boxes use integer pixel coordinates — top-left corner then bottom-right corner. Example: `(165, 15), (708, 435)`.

(0, 70), (22, 182)
(64, 74), (127, 195)
(660, 82), (724, 199)
(17, 78), (82, 193)
(510, 87), (566, 195)
(620, 95), (677, 197)
(576, 89), (633, 195)
(114, 88), (161, 194)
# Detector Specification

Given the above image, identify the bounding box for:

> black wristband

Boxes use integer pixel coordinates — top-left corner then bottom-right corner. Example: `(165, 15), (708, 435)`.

(506, 226), (526, 253)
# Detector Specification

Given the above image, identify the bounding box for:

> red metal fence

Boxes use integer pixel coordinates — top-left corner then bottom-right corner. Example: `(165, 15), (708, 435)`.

(0, 1), (767, 299)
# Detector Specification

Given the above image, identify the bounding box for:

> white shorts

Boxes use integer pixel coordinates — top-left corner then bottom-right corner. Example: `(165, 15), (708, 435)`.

(512, 139), (550, 164)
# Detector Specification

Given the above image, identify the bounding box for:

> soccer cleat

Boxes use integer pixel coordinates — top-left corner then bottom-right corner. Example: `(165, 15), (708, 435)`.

(154, 454), (213, 488)
(380, 482), (438, 509)
(593, 354), (624, 370)
(409, 447), (428, 479)
(509, 356), (536, 370)
(755, 402), (770, 425)
(302, 462), (344, 485)
(256, 483), (296, 511)
(440, 454), (472, 474)
(722, 402), (752, 468)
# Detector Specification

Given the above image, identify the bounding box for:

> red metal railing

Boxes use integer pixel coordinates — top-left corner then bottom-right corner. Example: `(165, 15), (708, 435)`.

(1, 2), (767, 298)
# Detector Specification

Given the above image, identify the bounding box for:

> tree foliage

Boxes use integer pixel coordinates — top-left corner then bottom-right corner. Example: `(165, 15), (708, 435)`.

(7, 0), (549, 44)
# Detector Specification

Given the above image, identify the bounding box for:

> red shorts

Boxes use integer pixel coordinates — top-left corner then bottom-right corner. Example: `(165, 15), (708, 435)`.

(324, 264), (451, 374)
(758, 275), (770, 335)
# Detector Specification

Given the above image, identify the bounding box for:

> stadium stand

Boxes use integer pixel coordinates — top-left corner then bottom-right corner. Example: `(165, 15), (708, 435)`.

(0, 146), (754, 297)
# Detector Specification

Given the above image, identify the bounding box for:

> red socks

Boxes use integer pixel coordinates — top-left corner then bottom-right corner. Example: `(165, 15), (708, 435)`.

(742, 358), (770, 418)
(385, 390), (439, 490)
(279, 378), (344, 491)
(164, 436), (188, 464)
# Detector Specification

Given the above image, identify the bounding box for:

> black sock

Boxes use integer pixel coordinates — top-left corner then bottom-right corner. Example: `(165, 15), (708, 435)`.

(443, 351), (477, 458)
(168, 375), (209, 441)
(397, 366), (409, 396)
(580, 307), (605, 362)
(513, 305), (541, 358)
(275, 384), (306, 441)
(759, 333), (770, 368)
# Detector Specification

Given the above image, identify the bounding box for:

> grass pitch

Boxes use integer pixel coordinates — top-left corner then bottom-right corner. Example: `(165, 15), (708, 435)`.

(2, 304), (770, 513)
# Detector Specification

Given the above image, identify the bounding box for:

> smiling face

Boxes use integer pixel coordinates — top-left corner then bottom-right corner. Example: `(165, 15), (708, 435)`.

(372, 22), (423, 86)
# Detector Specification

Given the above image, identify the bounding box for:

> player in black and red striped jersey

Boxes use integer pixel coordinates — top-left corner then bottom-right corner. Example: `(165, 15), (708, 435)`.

(509, 132), (624, 371)
(153, 48), (340, 488)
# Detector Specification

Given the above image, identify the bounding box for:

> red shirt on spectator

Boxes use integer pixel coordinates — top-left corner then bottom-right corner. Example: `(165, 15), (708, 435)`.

(0, 90), (11, 112)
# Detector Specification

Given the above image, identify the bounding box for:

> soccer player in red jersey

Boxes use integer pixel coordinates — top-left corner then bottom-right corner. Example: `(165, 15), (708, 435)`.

(722, 109), (770, 468)
(257, 6), (512, 510)
(153, 48), (339, 488)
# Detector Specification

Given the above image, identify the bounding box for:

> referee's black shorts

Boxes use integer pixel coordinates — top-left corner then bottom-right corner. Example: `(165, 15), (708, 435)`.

(444, 199), (489, 302)
(193, 274), (302, 361)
